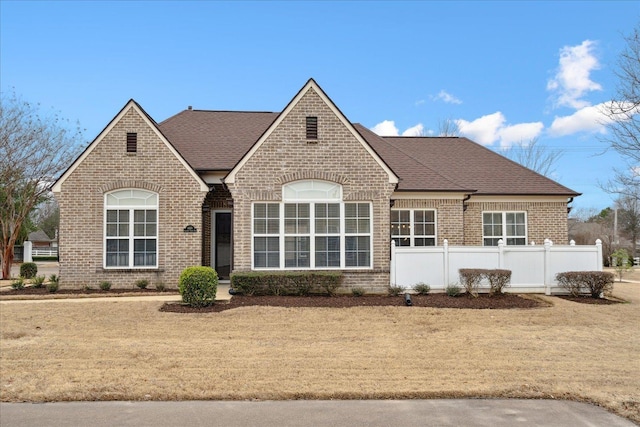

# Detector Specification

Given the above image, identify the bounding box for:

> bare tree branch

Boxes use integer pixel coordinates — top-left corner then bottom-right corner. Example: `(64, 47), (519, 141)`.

(601, 23), (640, 163)
(501, 138), (563, 178)
(0, 90), (83, 278)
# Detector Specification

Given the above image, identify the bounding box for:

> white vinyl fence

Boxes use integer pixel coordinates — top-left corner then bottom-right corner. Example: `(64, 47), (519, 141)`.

(390, 239), (603, 295)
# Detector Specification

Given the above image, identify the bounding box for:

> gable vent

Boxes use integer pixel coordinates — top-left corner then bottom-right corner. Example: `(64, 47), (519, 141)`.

(306, 116), (318, 140)
(126, 132), (137, 153)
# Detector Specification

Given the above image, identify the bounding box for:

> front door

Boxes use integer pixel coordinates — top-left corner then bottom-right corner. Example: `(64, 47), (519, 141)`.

(212, 211), (232, 280)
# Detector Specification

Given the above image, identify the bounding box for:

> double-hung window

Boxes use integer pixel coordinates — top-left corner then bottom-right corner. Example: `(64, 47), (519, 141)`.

(391, 209), (436, 247)
(252, 180), (372, 269)
(482, 211), (526, 246)
(105, 189), (158, 268)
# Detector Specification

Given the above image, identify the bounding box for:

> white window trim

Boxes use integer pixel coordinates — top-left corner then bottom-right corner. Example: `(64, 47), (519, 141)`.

(103, 189), (159, 269)
(482, 211), (527, 246)
(251, 200), (373, 270)
(391, 208), (437, 247)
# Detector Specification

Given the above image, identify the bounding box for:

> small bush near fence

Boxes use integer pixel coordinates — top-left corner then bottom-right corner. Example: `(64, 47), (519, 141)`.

(179, 267), (218, 307)
(556, 271), (614, 298)
(414, 283), (431, 295)
(459, 269), (512, 297)
(19, 262), (38, 279)
(446, 283), (461, 297)
(47, 274), (59, 293)
(230, 271), (343, 296)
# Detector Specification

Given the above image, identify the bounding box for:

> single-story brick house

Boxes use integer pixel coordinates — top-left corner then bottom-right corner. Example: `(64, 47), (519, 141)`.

(52, 79), (579, 291)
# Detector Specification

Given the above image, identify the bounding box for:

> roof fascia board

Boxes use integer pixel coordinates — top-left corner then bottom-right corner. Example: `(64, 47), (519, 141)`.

(392, 191), (470, 200)
(52, 101), (208, 193)
(225, 79), (399, 185)
(467, 195), (575, 203)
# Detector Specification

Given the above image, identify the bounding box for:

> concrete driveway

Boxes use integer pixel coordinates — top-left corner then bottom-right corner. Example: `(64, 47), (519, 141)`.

(0, 399), (635, 427)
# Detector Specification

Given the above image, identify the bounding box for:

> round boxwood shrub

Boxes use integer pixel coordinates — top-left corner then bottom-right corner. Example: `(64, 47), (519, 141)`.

(20, 262), (38, 279)
(179, 266), (218, 307)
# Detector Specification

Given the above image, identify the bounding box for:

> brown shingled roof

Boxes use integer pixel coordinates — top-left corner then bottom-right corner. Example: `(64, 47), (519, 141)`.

(157, 109), (579, 197)
(374, 134), (579, 196)
(158, 110), (278, 171)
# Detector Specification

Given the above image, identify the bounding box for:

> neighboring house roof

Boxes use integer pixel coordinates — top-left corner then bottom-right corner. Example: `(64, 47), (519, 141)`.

(28, 230), (53, 243)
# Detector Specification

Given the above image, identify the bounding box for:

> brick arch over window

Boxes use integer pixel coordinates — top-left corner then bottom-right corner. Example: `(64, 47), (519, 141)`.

(99, 181), (163, 194)
(276, 171), (350, 186)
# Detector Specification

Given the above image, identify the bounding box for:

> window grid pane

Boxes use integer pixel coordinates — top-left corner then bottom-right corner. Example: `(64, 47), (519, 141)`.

(483, 212), (526, 246)
(105, 194), (158, 268)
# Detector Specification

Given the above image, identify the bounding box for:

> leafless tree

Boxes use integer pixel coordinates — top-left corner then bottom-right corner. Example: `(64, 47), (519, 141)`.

(0, 90), (83, 279)
(601, 23), (640, 163)
(501, 138), (563, 178)
(437, 118), (460, 136)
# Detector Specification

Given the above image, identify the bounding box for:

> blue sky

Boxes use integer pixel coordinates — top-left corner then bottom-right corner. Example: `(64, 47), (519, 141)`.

(1, 1), (638, 212)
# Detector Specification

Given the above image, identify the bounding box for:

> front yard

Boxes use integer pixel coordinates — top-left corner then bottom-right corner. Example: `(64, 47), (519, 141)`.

(0, 282), (638, 423)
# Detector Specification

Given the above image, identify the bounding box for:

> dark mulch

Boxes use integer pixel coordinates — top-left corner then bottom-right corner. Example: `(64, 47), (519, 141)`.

(557, 295), (623, 305)
(0, 287), (172, 296)
(160, 293), (545, 313)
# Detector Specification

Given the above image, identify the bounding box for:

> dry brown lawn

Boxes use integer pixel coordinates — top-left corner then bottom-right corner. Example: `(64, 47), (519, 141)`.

(1, 281), (639, 423)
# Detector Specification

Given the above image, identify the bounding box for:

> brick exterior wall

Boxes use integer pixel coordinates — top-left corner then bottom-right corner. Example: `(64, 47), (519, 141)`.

(227, 87), (396, 292)
(392, 199), (465, 245)
(463, 200), (569, 245)
(54, 106), (208, 289)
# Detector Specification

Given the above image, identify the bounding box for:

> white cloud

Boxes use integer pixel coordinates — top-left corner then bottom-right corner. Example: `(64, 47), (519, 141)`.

(414, 99), (425, 106)
(548, 103), (609, 136)
(456, 112), (505, 145)
(456, 112), (543, 147)
(371, 120), (399, 136)
(547, 40), (602, 109)
(498, 122), (545, 148)
(430, 90), (462, 105)
(401, 123), (424, 136)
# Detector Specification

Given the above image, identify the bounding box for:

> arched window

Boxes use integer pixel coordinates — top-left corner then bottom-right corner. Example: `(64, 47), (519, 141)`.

(104, 189), (158, 268)
(252, 180), (372, 270)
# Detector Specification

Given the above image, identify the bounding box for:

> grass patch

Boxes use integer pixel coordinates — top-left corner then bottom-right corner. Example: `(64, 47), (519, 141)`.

(0, 283), (638, 423)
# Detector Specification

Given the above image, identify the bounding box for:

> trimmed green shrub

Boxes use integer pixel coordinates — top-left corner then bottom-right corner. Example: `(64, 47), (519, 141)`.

(99, 281), (112, 291)
(230, 271), (343, 296)
(446, 283), (461, 297)
(414, 282), (431, 295)
(351, 287), (365, 297)
(155, 282), (166, 292)
(556, 271), (614, 298)
(11, 277), (25, 290)
(20, 262), (38, 279)
(179, 266), (218, 307)
(32, 275), (46, 288)
(135, 279), (149, 289)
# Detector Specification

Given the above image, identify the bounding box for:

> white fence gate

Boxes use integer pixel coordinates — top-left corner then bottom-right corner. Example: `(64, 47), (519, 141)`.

(390, 239), (603, 295)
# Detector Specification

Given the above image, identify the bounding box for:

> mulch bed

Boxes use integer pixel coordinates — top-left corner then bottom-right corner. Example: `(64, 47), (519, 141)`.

(0, 287), (170, 297)
(557, 295), (623, 305)
(160, 293), (546, 313)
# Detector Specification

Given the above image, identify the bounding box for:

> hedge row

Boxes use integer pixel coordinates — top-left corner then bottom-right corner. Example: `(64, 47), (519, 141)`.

(555, 271), (614, 298)
(459, 268), (512, 297)
(230, 271), (343, 296)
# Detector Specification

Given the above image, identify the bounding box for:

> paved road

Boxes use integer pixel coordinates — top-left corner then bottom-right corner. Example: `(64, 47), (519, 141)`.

(0, 399), (635, 427)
